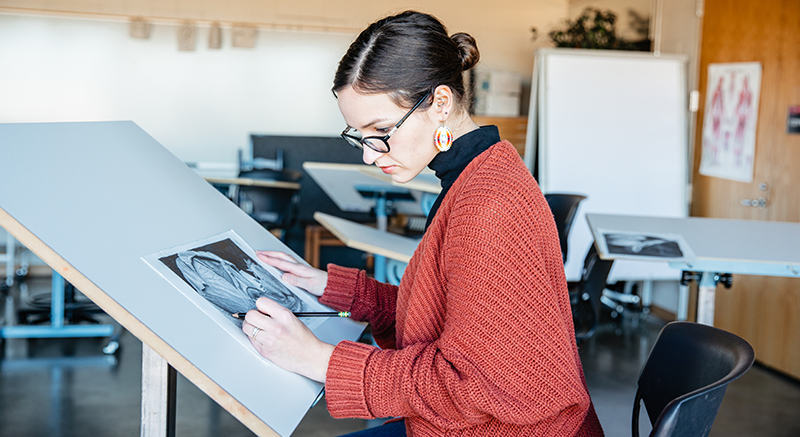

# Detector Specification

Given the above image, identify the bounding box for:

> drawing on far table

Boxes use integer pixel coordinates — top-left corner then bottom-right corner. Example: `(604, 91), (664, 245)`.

(598, 230), (695, 262)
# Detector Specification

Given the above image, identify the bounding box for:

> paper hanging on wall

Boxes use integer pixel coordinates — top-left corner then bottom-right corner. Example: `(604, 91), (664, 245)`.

(232, 24), (257, 48)
(129, 16), (151, 39)
(788, 106), (800, 134)
(699, 62), (762, 183)
(177, 21), (196, 51)
(208, 22), (222, 50)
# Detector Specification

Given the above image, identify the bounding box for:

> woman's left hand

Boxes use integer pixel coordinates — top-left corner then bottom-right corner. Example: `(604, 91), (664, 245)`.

(242, 296), (335, 383)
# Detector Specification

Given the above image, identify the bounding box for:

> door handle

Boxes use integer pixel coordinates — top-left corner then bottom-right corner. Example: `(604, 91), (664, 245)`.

(740, 182), (769, 209)
(740, 197), (768, 208)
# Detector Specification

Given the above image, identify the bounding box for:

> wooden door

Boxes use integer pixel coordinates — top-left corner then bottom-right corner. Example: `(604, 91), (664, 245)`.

(693, 0), (800, 378)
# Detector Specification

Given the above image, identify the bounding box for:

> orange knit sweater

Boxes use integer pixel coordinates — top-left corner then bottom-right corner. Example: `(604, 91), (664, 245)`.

(320, 141), (604, 437)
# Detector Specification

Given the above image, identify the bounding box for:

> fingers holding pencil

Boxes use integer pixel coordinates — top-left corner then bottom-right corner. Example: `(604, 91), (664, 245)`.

(240, 297), (334, 383)
(232, 311), (351, 319)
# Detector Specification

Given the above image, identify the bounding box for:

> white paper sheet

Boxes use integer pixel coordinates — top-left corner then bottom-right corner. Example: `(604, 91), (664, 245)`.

(142, 230), (329, 358)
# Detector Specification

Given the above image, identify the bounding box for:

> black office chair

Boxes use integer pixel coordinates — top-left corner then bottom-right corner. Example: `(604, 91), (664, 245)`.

(544, 193), (587, 263)
(237, 168), (303, 232)
(570, 242), (614, 341)
(633, 321), (755, 437)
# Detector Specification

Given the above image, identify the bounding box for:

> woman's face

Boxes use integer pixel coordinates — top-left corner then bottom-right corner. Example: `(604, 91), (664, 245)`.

(337, 86), (440, 184)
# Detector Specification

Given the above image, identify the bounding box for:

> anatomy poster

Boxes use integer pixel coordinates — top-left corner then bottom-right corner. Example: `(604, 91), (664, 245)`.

(699, 62), (762, 182)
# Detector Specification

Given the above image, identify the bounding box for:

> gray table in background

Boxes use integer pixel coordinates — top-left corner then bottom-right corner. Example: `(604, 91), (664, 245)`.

(586, 213), (800, 326)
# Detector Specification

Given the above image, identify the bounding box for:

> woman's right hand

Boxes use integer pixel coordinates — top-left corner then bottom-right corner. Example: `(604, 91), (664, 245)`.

(256, 251), (328, 297)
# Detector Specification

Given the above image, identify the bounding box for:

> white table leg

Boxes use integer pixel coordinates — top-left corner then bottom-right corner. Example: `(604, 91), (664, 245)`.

(641, 280), (653, 308)
(677, 283), (689, 321)
(696, 272), (717, 326)
(4, 231), (15, 287)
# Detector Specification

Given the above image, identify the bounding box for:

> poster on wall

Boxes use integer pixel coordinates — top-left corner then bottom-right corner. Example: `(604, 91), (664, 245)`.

(699, 62), (762, 183)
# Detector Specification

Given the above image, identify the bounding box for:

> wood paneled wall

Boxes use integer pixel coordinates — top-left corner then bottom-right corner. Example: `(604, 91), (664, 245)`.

(693, 0), (800, 378)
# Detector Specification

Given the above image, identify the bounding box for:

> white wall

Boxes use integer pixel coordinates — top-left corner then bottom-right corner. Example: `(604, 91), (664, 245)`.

(0, 13), (354, 165)
(0, 3), (570, 166)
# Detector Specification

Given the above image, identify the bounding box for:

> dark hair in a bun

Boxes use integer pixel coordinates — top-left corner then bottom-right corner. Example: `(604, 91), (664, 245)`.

(451, 32), (480, 72)
(333, 11), (479, 111)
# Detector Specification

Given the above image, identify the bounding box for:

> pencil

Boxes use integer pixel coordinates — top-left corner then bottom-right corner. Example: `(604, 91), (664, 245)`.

(231, 311), (351, 319)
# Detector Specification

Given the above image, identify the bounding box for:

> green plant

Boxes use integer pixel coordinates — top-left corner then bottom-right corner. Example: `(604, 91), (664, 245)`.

(535, 7), (639, 51)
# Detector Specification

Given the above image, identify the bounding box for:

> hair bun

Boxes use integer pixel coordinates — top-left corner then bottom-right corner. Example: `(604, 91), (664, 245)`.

(451, 32), (479, 72)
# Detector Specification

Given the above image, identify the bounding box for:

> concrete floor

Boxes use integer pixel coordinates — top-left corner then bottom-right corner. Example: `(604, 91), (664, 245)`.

(2, 277), (800, 436)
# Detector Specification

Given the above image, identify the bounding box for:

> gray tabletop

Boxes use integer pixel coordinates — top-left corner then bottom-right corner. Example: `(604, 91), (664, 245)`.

(587, 213), (800, 277)
(0, 121), (364, 436)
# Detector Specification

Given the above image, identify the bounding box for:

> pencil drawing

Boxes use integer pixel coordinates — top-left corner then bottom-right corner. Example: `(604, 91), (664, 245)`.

(603, 233), (683, 258)
(159, 238), (308, 327)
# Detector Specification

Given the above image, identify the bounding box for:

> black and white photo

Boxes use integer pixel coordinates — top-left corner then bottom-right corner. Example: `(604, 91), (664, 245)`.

(143, 230), (329, 336)
(596, 229), (695, 262)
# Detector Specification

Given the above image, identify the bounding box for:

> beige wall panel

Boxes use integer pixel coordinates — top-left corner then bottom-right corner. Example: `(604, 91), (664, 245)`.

(693, 0), (800, 379)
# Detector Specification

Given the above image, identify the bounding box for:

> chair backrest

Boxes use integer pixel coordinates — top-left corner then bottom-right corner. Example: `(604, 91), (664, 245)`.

(633, 321), (755, 437)
(544, 193), (587, 263)
(237, 168), (303, 229)
(572, 243), (614, 340)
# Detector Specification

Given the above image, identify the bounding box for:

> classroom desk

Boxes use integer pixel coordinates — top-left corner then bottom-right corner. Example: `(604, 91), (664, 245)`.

(359, 166), (442, 195)
(303, 163), (426, 282)
(313, 212), (419, 264)
(203, 177), (300, 190)
(586, 213), (800, 326)
(302, 163), (424, 216)
(313, 211), (421, 285)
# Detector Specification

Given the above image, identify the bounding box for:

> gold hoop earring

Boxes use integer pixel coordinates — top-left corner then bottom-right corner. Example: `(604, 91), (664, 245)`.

(434, 125), (453, 152)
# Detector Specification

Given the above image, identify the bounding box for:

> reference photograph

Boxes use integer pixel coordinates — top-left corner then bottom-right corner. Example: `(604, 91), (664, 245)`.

(597, 230), (695, 262)
(144, 230), (327, 331)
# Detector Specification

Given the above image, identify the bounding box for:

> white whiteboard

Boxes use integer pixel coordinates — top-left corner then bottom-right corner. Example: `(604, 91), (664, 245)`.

(525, 49), (689, 281)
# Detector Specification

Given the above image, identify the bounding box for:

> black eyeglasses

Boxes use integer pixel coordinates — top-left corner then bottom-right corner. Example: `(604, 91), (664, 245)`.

(341, 92), (432, 153)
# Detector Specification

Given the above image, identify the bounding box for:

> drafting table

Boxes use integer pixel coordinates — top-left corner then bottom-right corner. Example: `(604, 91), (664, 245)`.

(204, 176), (302, 223)
(360, 166), (440, 218)
(203, 177), (300, 191)
(586, 213), (800, 326)
(303, 162), (427, 282)
(0, 121), (365, 437)
(314, 212), (420, 284)
(302, 163), (425, 216)
(359, 166), (442, 194)
(313, 212), (419, 263)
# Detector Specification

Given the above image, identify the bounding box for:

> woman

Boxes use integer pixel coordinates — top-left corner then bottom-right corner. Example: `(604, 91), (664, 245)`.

(242, 10), (604, 437)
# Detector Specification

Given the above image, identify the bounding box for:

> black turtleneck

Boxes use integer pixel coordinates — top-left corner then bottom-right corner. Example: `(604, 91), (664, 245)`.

(425, 125), (501, 230)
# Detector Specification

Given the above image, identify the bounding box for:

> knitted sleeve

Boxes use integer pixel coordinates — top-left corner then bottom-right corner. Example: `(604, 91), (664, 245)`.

(326, 155), (591, 433)
(320, 264), (398, 350)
